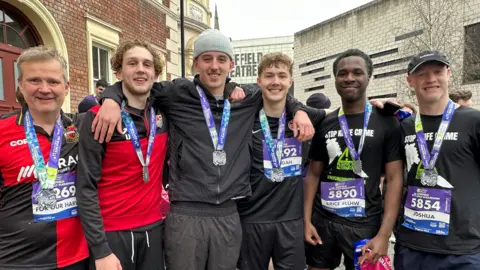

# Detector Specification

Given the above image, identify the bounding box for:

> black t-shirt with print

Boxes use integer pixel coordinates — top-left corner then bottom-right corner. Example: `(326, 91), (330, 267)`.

(237, 110), (326, 223)
(309, 107), (402, 227)
(397, 106), (480, 255)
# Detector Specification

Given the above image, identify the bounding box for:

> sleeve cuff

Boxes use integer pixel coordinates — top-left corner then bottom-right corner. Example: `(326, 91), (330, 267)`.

(90, 241), (113, 260)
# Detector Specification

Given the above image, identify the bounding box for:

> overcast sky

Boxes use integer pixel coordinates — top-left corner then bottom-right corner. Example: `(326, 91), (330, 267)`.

(209, 0), (374, 40)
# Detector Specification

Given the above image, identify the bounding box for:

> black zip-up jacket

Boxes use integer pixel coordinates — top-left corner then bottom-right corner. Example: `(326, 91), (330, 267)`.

(102, 76), (306, 205)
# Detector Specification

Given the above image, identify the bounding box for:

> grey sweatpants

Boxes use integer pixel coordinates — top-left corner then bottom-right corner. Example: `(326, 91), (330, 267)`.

(164, 201), (242, 270)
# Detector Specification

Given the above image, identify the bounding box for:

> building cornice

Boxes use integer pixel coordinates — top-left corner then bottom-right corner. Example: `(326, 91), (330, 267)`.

(148, 0), (179, 19)
(84, 14), (122, 33)
(184, 17), (210, 32)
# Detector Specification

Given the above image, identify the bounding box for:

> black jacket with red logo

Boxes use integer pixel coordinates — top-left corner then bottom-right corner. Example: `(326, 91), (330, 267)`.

(76, 100), (168, 260)
(0, 108), (89, 269)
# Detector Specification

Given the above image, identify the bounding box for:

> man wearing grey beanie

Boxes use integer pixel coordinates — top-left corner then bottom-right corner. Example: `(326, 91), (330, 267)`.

(93, 31), (315, 270)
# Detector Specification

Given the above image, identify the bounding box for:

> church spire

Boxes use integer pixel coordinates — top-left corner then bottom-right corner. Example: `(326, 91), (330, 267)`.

(214, 3), (220, 30)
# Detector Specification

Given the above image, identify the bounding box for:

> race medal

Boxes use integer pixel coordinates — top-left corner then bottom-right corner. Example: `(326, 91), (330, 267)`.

(196, 86), (231, 166)
(338, 104), (372, 178)
(415, 100), (455, 187)
(121, 102), (157, 183)
(271, 167), (284, 182)
(403, 186), (451, 235)
(35, 189), (57, 209)
(212, 150), (227, 166)
(259, 108), (287, 182)
(320, 178), (366, 217)
(421, 170), (438, 187)
(353, 159), (363, 176)
(24, 110), (65, 220)
(143, 166), (149, 183)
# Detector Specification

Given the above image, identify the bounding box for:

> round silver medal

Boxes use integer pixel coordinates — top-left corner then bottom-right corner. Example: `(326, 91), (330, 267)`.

(271, 167), (284, 182)
(421, 171), (438, 187)
(35, 189), (57, 209)
(353, 159), (363, 176)
(213, 150), (227, 166)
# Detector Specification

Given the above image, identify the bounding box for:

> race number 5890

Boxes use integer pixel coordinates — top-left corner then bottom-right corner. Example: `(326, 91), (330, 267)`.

(328, 189), (357, 199)
(53, 186), (76, 199)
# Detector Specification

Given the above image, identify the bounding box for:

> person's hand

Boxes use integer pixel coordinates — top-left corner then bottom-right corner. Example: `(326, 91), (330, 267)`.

(228, 86), (245, 102)
(304, 221), (322, 246)
(95, 253), (122, 270)
(359, 234), (389, 265)
(369, 98), (400, 109)
(91, 99), (122, 143)
(292, 110), (315, 141)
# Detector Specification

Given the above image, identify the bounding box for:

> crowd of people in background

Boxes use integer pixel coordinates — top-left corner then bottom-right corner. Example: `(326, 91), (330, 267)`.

(1, 28), (479, 270)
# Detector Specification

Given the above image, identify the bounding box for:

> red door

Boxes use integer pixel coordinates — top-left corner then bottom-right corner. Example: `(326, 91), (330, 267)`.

(0, 2), (43, 115)
(0, 44), (22, 114)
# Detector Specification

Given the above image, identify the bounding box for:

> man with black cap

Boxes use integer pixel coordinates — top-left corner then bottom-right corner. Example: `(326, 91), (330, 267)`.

(303, 93), (332, 179)
(395, 50), (480, 269)
(91, 29), (314, 270)
(306, 93), (332, 110)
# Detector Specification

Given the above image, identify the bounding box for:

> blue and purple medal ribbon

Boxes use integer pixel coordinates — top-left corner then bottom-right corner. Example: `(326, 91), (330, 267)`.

(415, 99), (455, 171)
(196, 85), (231, 154)
(259, 108), (286, 169)
(24, 110), (64, 190)
(121, 101), (157, 182)
(337, 103), (372, 164)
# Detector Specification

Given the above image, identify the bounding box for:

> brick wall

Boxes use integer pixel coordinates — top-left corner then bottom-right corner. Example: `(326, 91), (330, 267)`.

(38, 0), (170, 111)
(294, 0), (480, 108)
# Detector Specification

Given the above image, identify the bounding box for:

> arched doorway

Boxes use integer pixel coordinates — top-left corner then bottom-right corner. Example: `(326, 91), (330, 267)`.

(0, 2), (42, 114)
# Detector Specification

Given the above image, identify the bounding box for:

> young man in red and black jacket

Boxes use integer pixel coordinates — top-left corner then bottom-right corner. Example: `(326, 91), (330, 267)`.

(76, 40), (168, 270)
(0, 46), (89, 269)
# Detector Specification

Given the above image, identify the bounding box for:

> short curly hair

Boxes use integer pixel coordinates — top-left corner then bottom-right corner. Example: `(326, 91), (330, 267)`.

(258, 52), (293, 77)
(111, 39), (164, 76)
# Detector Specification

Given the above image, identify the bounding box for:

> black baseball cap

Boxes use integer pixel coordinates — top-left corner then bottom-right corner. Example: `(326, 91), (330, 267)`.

(306, 93), (331, 109)
(407, 50), (450, 74)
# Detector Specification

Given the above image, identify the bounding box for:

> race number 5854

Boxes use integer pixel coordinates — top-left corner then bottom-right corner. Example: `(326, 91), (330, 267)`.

(410, 198), (441, 211)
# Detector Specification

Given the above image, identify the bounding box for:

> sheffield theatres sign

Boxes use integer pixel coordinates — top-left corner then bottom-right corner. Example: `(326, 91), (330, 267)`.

(230, 52), (264, 78)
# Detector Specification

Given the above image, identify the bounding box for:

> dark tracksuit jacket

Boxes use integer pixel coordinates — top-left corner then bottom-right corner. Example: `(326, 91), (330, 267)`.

(102, 76), (306, 206)
(76, 102), (168, 260)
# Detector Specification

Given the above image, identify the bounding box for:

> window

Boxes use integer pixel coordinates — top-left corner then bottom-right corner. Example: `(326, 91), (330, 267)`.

(463, 23), (480, 83)
(91, 44), (110, 89)
(85, 15), (120, 95)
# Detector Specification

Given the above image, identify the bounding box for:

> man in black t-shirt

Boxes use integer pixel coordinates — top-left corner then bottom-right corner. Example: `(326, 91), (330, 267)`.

(394, 51), (480, 270)
(304, 49), (404, 270)
(236, 53), (326, 270)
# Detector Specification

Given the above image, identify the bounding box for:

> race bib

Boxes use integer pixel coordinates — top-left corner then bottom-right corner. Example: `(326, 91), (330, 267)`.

(32, 172), (78, 222)
(320, 178), (365, 217)
(262, 138), (302, 181)
(402, 187), (451, 235)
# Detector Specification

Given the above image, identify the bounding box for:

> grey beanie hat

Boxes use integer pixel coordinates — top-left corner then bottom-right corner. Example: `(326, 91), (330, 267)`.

(193, 29), (234, 60)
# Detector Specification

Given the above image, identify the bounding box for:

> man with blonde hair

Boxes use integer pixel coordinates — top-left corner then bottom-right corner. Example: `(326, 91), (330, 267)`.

(237, 53), (327, 269)
(76, 40), (168, 270)
(0, 46), (89, 269)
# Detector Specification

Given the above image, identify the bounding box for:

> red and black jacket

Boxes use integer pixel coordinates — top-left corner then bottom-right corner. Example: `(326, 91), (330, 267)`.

(0, 109), (89, 269)
(76, 100), (168, 260)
